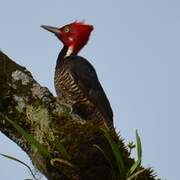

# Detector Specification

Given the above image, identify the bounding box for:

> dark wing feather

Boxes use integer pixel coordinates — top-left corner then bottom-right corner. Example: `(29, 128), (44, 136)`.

(66, 55), (113, 122)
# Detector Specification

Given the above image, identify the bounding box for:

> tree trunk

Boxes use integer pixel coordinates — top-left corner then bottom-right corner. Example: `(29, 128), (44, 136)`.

(0, 51), (158, 180)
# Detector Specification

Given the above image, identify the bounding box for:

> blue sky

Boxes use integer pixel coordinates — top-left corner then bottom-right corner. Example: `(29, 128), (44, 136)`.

(0, 0), (179, 179)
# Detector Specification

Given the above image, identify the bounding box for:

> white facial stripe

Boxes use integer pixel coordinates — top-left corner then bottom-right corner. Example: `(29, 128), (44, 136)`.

(65, 46), (74, 57)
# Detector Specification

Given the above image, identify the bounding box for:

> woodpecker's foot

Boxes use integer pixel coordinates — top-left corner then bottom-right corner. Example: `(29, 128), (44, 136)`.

(59, 102), (73, 113)
(71, 103), (92, 120)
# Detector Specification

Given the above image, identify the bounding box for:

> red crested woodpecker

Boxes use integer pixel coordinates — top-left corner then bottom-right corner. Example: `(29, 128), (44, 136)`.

(41, 21), (113, 128)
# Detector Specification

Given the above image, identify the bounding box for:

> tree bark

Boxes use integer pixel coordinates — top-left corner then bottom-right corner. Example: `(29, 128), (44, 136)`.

(0, 51), (158, 180)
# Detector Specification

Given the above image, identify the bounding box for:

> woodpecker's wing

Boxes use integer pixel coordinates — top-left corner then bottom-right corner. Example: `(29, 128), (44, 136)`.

(66, 55), (113, 123)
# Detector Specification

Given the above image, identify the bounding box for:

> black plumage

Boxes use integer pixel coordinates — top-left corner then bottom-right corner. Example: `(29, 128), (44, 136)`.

(55, 46), (113, 128)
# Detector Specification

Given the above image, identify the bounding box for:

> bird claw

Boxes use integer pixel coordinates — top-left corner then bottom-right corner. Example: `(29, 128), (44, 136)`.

(59, 102), (73, 113)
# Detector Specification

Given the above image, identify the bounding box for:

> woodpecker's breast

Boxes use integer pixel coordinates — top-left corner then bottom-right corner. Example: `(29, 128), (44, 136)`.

(54, 68), (89, 105)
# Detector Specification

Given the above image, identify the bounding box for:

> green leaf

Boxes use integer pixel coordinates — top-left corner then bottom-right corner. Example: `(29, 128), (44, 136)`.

(50, 158), (75, 168)
(101, 128), (125, 180)
(127, 159), (141, 177)
(127, 130), (143, 178)
(0, 153), (38, 180)
(56, 142), (71, 161)
(93, 144), (113, 169)
(93, 144), (117, 179)
(5, 116), (51, 159)
(127, 141), (136, 150)
(136, 130), (142, 160)
(127, 169), (146, 180)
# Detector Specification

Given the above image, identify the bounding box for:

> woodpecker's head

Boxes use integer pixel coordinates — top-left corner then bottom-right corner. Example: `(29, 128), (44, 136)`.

(41, 21), (93, 55)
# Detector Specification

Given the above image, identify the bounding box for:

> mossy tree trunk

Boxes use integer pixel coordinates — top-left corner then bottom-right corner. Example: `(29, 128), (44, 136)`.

(0, 51), (157, 180)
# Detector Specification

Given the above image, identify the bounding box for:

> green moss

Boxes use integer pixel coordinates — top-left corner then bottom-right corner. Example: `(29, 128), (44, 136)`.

(46, 120), (157, 180)
(51, 122), (125, 179)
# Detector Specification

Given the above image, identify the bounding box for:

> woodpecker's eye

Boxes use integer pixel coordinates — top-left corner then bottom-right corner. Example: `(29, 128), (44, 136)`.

(64, 26), (70, 33)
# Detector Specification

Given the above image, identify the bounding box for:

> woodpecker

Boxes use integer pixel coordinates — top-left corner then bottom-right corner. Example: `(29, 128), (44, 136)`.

(41, 21), (113, 128)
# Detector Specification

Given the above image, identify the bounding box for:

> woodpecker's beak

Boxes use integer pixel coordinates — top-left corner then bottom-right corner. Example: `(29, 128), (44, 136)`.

(41, 25), (61, 35)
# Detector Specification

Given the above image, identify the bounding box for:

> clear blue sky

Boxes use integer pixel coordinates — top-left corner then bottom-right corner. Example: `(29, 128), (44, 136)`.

(0, 0), (179, 179)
